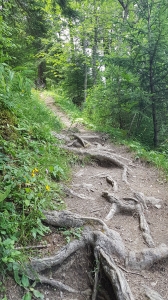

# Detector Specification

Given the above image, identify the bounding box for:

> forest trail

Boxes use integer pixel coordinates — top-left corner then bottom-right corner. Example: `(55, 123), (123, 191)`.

(36, 94), (168, 300)
(4, 94), (168, 300)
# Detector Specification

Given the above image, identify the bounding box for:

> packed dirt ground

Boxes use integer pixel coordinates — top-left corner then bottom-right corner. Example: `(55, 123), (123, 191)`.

(1, 94), (168, 300)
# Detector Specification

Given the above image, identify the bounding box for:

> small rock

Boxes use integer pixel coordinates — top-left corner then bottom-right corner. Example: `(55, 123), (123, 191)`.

(115, 226), (121, 230)
(151, 282), (157, 287)
(155, 204), (162, 209)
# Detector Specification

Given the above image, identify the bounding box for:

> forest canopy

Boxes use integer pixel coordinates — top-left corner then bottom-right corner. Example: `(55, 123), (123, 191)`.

(1, 0), (168, 148)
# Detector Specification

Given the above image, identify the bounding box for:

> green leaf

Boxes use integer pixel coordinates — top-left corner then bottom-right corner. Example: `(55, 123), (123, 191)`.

(14, 269), (22, 286)
(31, 229), (36, 239)
(25, 199), (30, 206)
(22, 292), (32, 300)
(33, 289), (44, 299)
(27, 193), (34, 200)
(0, 186), (11, 203)
(66, 236), (71, 243)
(21, 274), (30, 288)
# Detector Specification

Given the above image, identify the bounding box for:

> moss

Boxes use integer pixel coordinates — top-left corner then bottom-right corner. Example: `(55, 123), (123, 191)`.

(0, 109), (18, 140)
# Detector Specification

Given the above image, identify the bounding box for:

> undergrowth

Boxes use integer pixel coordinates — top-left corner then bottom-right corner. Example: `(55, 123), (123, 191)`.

(0, 66), (75, 299)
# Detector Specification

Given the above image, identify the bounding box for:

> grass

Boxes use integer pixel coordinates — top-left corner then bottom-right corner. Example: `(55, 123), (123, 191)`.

(0, 86), (76, 296)
(14, 89), (62, 132)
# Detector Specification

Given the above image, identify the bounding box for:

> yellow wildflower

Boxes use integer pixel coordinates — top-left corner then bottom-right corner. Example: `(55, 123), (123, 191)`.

(31, 168), (39, 177)
(45, 185), (50, 191)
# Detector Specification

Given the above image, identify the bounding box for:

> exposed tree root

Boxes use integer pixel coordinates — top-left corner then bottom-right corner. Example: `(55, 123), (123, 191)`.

(38, 275), (83, 294)
(99, 249), (135, 300)
(22, 210), (168, 299)
(51, 131), (70, 142)
(126, 243), (168, 270)
(134, 192), (162, 208)
(62, 146), (131, 186)
(106, 176), (118, 192)
(102, 191), (155, 247)
(29, 238), (87, 274)
(63, 146), (126, 168)
(63, 185), (95, 201)
(144, 285), (165, 300)
(43, 210), (109, 231)
(91, 249), (100, 300)
(72, 134), (90, 147)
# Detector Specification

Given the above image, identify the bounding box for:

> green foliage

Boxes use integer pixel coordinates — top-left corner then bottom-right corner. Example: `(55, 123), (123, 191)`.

(14, 269), (44, 300)
(52, 87), (168, 177)
(61, 227), (83, 243)
(12, 263), (44, 300)
(0, 80), (73, 297)
(128, 140), (168, 174)
(0, 63), (31, 110)
(0, 135), (67, 243)
(62, 53), (93, 106)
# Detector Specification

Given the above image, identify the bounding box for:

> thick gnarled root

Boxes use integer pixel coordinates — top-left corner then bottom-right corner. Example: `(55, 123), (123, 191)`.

(22, 210), (168, 299)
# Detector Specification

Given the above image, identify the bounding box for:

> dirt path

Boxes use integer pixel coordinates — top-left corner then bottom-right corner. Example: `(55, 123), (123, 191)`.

(39, 95), (168, 300)
(3, 94), (168, 300)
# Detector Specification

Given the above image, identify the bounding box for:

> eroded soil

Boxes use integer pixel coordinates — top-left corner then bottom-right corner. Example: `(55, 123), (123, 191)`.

(1, 94), (168, 300)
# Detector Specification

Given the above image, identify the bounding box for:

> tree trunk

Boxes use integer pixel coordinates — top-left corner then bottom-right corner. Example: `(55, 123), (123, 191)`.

(83, 35), (88, 102)
(92, 1), (98, 85)
(151, 98), (158, 147)
(148, 2), (158, 148)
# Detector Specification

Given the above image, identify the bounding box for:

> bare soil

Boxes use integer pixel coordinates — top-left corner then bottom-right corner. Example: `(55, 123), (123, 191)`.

(1, 94), (168, 300)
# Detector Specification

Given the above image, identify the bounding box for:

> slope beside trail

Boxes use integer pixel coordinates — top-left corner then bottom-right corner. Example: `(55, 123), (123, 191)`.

(2, 94), (168, 300)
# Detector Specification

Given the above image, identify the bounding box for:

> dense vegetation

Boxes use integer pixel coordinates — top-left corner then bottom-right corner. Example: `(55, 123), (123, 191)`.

(0, 66), (72, 290)
(1, 0), (168, 298)
(1, 0), (168, 148)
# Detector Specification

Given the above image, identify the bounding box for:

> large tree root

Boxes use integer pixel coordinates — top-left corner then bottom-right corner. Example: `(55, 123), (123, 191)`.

(59, 130), (133, 187)
(43, 210), (127, 259)
(23, 210), (168, 300)
(102, 191), (155, 247)
(62, 146), (131, 185)
(144, 286), (165, 300)
(126, 243), (168, 270)
(99, 249), (135, 300)
(134, 192), (162, 209)
(26, 232), (133, 299)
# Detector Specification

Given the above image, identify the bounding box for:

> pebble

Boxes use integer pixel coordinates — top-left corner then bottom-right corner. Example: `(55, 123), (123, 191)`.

(155, 204), (162, 209)
(151, 282), (157, 287)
